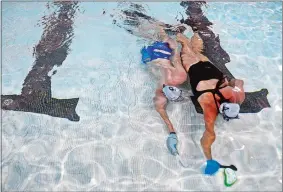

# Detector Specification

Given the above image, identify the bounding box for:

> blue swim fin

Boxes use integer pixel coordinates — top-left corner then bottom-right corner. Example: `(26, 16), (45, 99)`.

(204, 159), (220, 175)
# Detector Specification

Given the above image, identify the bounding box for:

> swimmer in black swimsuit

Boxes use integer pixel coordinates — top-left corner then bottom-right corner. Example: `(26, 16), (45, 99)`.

(176, 32), (245, 160)
(188, 61), (231, 112)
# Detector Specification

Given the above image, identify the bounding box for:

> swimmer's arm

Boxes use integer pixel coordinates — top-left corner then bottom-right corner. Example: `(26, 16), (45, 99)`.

(170, 48), (183, 69)
(159, 27), (183, 70)
(199, 95), (218, 160)
(164, 39), (182, 69)
(154, 88), (176, 133)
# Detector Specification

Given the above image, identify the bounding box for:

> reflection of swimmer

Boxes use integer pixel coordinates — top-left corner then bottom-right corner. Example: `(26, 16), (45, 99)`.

(177, 32), (246, 162)
(141, 28), (187, 155)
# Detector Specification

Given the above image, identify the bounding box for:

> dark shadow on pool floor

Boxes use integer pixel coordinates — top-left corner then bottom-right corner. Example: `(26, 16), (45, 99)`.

(1, 2), (80, 121)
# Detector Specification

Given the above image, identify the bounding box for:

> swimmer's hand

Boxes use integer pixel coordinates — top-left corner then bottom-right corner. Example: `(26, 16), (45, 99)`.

(204, 159), (220, 175)
(166, 132), (178, 156)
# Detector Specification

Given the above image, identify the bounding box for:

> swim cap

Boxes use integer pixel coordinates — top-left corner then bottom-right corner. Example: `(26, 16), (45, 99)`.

(162, 85), (183, 102)
(219, 102), (240, 121)
(141, 46), (152, 64)
(141, 41), (172, 64)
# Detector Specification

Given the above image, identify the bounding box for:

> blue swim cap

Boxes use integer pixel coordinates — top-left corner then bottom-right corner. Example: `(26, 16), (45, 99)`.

(141, 46), (152, 64)
(141, 41), (172, 64)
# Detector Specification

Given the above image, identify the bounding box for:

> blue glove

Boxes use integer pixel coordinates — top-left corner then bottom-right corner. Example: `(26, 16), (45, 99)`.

(204, 159), (220, 175)
(166, 133), (178, 156)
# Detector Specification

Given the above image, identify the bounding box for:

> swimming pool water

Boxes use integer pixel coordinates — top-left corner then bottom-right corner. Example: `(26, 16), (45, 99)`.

(2, 2), (282, 191)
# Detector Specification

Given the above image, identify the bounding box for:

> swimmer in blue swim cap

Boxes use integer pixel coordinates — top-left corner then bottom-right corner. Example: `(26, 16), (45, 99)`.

(141, 27), (188, 156)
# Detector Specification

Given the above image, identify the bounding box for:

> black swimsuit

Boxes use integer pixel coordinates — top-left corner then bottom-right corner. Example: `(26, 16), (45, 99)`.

(188, 61), (229, 112)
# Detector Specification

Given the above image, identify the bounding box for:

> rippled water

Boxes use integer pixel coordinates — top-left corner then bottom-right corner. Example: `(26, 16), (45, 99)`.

(2, 2), (282, 191)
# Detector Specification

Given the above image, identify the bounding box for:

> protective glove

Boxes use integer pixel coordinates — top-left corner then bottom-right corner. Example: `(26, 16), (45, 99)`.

(166, 132), (178, 156)
(204, 159), (220, 175)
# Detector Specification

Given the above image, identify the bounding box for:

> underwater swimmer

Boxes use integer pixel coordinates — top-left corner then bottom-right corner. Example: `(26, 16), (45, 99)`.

(141, 28), (187, 155)
(177, 32), (245, 163)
